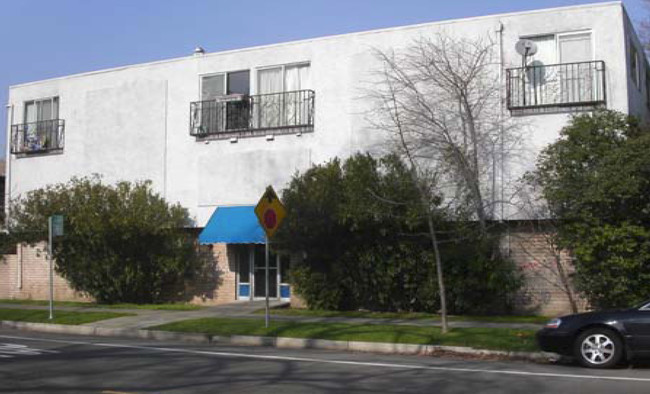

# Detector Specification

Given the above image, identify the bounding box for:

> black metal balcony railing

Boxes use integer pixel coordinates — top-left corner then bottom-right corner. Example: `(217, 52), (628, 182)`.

(190, 89), (315, 138)
(11, 119), (65, 154)
(507, 60), (606, 112)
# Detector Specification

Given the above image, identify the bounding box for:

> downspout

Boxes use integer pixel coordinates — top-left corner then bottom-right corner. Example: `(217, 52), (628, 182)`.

(495, 21), (505, 222)
(496, 21), (511, 254)
(4, 103), (19, 289)
(163, 80), (169, 199)
(4, 103), (13, 224)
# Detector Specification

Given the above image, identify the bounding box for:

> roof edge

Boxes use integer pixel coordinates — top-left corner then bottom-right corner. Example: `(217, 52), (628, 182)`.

(9, 1), (623, 90)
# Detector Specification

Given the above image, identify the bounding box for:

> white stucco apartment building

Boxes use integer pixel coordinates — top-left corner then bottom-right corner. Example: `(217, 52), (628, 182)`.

(3, 2), (649, 312)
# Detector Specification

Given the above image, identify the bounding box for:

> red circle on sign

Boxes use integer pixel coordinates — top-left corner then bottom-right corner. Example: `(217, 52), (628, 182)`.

(264, 209), (277, 229)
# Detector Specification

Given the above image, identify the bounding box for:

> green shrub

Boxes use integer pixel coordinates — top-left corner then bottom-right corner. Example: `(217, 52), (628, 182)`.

(534, 110), (650, 308)
(277, 154), (520, 314)
(8, 176), (201, 304)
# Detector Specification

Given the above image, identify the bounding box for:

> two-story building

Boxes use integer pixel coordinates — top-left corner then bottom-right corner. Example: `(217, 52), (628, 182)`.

(3, 2), (649, 314)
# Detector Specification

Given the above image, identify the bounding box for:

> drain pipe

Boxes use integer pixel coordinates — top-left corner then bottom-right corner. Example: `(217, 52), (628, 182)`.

(4, 103), (13, 224)
(495, 21), (511, 254)
(495, 21), (506, 222)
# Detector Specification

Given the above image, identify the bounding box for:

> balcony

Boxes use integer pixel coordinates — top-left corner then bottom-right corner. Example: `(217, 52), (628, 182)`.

(506, 60), (606, 114)
(190, 89), (315, 139)
(11, 119), (65, 154)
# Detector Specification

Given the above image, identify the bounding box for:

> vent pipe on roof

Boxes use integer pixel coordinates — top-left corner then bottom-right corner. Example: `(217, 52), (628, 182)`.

(193, 46), (205, 56)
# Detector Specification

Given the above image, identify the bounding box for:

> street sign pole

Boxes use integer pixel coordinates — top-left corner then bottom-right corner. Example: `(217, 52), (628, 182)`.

(265, 234), (270, 329)
(255, 186), (286, 330)
(48, 216), (54, 320)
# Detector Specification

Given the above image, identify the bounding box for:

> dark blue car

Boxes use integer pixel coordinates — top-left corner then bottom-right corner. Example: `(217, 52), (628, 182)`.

(537, 300), (650, 368)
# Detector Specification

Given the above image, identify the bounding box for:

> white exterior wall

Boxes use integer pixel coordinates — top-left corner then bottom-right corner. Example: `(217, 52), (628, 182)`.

(623, 8), (650, 120)
(6, 2), (647, 227)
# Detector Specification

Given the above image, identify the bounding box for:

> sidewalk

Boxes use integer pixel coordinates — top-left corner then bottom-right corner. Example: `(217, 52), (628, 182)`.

(0, 302), (542, 330)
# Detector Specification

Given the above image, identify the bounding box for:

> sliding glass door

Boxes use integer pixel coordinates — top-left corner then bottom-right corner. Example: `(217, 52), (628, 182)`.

(255, 63), (311, 129)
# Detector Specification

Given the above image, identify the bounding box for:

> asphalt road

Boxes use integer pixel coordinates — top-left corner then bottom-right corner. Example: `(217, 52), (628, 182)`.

(1, 328), (650, 393)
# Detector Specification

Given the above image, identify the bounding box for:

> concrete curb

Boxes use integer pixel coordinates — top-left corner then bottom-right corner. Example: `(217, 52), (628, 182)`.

(0, 320), (551, 362)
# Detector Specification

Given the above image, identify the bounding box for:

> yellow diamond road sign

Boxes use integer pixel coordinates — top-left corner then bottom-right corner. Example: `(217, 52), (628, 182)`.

(255, 186), (286, 239)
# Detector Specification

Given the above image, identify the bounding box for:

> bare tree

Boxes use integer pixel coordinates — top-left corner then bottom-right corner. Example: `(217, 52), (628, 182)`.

(368, 33), (521, 333)
(370, 33), (519, 232)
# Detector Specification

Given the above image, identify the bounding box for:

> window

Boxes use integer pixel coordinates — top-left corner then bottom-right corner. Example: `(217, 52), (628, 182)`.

(201, 70), (250, 100)
(508, 32), (604, 111)
(526, 32), (592, 66)
(257, 63), (310, 94)
(24, 97), (59, 124)
(13, 97), (63, 153)
(646, 67), (650, 108)
(197, 70), (250, 132)
(256, 63), (311, 129)
(558, 33), (592, 63)
(189, 64), (314, 138)
(630, 40), (640, 88)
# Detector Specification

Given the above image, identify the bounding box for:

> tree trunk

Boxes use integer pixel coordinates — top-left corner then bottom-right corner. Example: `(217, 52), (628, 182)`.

(424, 199), (448, 334)
(554, 253), (578, 314)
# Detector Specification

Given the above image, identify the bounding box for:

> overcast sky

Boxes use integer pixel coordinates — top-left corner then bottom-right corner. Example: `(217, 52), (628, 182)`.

(1, 0), (647, 156)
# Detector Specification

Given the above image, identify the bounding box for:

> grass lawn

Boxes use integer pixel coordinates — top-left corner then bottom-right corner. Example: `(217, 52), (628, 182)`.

(255, 308), (549, 325)
(0, 299), (202, 311)
(0, 308), (134, 325)
(152, 318), (538, 352)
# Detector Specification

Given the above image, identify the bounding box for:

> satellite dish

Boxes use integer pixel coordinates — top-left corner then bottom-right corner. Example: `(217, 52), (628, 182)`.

(515, 39), (538, 57)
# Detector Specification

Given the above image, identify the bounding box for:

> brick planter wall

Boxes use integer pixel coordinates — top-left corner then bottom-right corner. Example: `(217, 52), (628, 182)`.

(0, 243), (91, 302)
(186, 243), (238, 305)
(506, 228), (587, 316)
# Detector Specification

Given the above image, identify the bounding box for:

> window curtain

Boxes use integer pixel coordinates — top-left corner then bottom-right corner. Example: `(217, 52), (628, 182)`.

(524, 35), (557, 106)
(559, 33), (594, 103)
(257, 67), (283, 128)
(284, 64), (310, 126)
(25, 102), (42, 150)
(200, 75), (226, 133)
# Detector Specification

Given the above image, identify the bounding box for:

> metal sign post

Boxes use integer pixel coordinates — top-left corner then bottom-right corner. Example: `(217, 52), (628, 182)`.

(48, 217), (53, 320)
(265, 234), (270, 328)
(254, 186), (287, 330)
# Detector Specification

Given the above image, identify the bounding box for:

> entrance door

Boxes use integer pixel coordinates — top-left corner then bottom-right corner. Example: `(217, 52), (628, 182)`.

(236, 244), (291, 301)
(236, 245), (251, 300)
(279, 254), (291, 300)
(253, 245), (277, 298)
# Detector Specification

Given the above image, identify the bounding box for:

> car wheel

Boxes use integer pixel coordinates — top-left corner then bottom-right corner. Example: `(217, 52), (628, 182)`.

(574, 328), (623, 368)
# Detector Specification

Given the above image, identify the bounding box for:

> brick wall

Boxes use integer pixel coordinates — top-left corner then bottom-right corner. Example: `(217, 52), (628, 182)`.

(506, 228), (587, 316)
(185, 243), (238, 305)
(0, 243), (91, 302)
(0, 242), (240, 305)
(1, 236), (581, 315)
(290, 292), (307, 309)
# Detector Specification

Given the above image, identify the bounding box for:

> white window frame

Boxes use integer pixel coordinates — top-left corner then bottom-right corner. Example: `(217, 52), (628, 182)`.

(522, 30), (594, 65)
(198, 69), (251, 101)
(556, 31), (595, 64)
(23, 96), (59, 124)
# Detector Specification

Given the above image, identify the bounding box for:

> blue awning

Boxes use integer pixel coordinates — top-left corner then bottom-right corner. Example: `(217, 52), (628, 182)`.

(199, 206), (265, 244)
